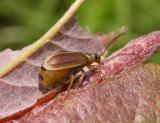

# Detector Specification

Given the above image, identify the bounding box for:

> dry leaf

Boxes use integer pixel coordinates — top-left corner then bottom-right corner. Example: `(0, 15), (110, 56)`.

(0, 19), (105, 122)
(96, 26), (128, 48)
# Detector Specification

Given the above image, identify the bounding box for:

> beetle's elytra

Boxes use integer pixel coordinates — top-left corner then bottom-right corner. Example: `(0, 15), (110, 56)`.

(39, 51), (100, 93)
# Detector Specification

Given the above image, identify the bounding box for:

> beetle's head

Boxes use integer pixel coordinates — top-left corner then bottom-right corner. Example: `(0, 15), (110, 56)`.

(94, 54), (101, 63)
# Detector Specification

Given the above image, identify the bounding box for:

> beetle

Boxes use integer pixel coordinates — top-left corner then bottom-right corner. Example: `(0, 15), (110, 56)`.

(39, 51), (101, 93)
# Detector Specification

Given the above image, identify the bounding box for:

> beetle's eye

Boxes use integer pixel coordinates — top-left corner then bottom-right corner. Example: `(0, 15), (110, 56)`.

(39, 74), (44, 81)
(95, 54), (100, 63)
(41, 66), (47, 71)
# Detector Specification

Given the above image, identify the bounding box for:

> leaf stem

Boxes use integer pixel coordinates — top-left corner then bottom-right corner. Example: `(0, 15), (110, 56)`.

(0, 0), (85, 77)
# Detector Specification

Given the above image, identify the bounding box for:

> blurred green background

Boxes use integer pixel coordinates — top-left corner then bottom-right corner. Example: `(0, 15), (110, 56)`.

(0, 0), (159, 63)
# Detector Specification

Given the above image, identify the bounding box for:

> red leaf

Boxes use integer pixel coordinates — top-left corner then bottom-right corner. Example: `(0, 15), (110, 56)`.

(16, 64), (160, 123)
(0, 32), (160, 120)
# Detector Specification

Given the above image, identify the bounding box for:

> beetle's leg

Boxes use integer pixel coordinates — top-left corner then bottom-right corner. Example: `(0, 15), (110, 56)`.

(87, 64), (105, 82)
(79, 71), (85, 83)
(87, 64), (103, 74)
(86, 64), (97, 71)
(66, 71), (85, 96)
(66, 75), (74, 96)
(75, 70), (85, 88)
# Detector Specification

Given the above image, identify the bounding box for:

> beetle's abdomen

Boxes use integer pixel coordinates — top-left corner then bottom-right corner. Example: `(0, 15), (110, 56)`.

(39, 68), (71, 93)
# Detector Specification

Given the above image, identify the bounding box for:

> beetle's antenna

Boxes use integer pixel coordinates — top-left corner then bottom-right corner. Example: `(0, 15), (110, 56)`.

(93, 36), (98, 54)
